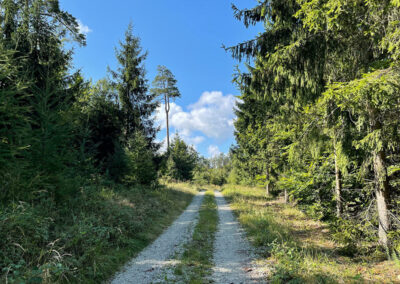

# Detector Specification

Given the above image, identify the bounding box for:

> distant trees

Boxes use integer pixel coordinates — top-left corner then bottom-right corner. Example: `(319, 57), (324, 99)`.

(228, 0), (400, 248)
(151, 66), (181, 149)
(193, 153), (232, 186)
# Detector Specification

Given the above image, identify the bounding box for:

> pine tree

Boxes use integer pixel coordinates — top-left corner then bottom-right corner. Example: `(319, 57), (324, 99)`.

(297, 0), (400, 247)
(151, 65), (181, 149)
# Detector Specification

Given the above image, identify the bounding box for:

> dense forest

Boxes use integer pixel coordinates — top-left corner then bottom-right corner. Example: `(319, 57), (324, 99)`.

(0, 0), (200, 282)
(227, 0), (400, 254)
(2, 0), (400, 283)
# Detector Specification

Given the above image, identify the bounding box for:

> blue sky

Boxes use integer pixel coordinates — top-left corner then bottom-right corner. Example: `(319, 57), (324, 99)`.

(60, 0), (262, 157)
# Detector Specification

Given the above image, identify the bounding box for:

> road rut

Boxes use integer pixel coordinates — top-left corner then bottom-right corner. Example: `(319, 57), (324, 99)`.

(212, 191), (267, 283)
(111, 191), (205, 284)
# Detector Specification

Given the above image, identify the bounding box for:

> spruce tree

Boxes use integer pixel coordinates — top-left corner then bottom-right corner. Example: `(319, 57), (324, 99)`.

(229, 0), (400, 247)
(0, 0), (87, 200)
(165, 135), (197, 181)
(109, 23), (158, 150)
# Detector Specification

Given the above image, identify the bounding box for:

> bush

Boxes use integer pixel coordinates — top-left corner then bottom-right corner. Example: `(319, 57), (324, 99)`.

(124, 132), (157, 185)
(330, 218), (371, 256)
(0, 202), (70, 283)
(304, 203), (325, 221)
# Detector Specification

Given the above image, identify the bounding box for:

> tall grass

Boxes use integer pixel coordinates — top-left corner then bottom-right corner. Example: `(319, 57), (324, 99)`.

(0, 182), (196, 283)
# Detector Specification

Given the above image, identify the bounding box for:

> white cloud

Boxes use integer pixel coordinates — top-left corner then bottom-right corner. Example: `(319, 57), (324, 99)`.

(155, 136), (168, 154)
(185, 135), (206, 145)
(208, 145), (221, 157)
(156, 91), (238, 145)
(77, 20), (92, 35)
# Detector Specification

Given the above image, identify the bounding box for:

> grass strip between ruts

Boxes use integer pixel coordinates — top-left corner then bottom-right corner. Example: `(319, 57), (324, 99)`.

(174, 190), (218, 283)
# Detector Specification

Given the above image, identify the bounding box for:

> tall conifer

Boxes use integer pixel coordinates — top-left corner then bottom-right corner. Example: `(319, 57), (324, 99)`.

(109, 23), (158, 150)
(151, 65), (181, 150)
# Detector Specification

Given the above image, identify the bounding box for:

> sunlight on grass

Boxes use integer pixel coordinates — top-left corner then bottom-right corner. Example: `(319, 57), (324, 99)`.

(222, 185), (400, 283)
(174, 189), (218, 283)
(0, 183), (197, 283)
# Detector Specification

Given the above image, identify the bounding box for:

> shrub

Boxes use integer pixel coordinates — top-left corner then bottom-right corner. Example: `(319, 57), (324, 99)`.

(330, 218), (370, 256)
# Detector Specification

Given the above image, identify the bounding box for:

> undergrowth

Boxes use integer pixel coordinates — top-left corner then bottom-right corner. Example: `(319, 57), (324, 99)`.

(0, 182), (196, 283)
(222, 185), (400, 283)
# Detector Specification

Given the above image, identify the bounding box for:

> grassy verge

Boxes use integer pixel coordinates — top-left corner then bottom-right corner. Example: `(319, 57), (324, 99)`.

(0, 182), (196, 283)
(174, 190), (218, 283)
(222, 185), (400, 283)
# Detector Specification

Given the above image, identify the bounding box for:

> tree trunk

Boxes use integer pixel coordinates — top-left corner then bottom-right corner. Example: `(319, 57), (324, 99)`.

(284, 189), (288, 203)
(373, 149), (390, 247)
(165, 94), (170, 149)
(334, 145), (343, 218)
(265, 168), (270, 196)
(166, 111), (170, 149)
(369, 107), (391, 247)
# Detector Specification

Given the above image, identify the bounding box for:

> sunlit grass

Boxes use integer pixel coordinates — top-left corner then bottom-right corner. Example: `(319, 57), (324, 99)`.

(73, 183), (198, 283)
(222, 185), (400, 283)
(174, 189), (218, 283)
(0, 182), (197, 283)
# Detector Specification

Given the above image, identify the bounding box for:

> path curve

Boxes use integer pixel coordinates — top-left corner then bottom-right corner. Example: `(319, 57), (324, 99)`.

(212, 191), (267, 284)
(111, 191), (205, 284)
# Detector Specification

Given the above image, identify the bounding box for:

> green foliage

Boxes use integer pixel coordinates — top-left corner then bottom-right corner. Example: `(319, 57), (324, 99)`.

(79, 79), (123, 171)
(0, 49), (31, 201)
(209, 169), (227, 186)
(124, 132), (157, 185)
(0, 0), (87, 202)
(229, 0), (400, 248)
(192, 153), (233, 186)
(193, 169), (211, 186)
(151, 65), (181, 101)
(0, 1), (168, 282)
(330, 218), (374, 256)
(109, 22), (158, 150)
(164, 135), (198, 181)
(151, 65), (181, 149)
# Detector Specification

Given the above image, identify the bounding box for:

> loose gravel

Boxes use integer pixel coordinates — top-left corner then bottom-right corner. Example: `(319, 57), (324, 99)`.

(110, 191), (205, 284)
(212, 191), (267, 284)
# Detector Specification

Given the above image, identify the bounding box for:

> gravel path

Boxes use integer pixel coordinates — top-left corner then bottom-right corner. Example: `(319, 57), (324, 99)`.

(110, 191), (205, 284)
(212, 191), (267, 284)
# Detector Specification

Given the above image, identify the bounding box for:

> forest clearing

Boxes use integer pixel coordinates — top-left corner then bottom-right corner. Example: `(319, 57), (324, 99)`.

(2, 0), (400, 283)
